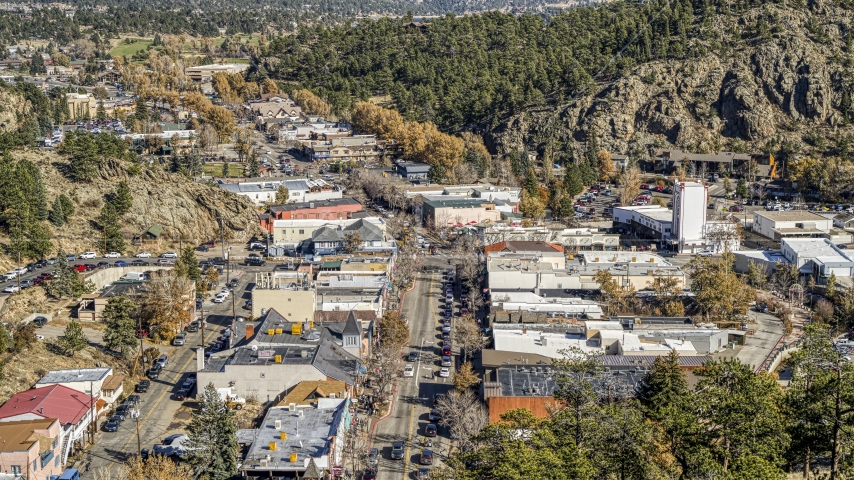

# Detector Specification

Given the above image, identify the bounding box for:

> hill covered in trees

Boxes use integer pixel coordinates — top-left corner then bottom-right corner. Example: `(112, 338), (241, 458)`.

(257, 0), (854, 179)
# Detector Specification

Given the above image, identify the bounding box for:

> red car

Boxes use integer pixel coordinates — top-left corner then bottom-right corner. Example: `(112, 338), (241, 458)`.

(72, 264), (87, 272)
(38, 273), (53, 281)
(641, 183), (649, 189)
(442, 346), (451, 356)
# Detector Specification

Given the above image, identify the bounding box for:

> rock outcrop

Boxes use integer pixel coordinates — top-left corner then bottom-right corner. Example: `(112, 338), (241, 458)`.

(485, 4), (853, 157)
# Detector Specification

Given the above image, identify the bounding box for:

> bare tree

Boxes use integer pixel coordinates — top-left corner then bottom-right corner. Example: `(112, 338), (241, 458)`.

(340, 423), (370, 477)
(618, 166), (642, 206)
(705, 217), (744, 253)
(434, 389), (489, 453)
(452, 315), (488, 363)
(365, 343), (403, 404)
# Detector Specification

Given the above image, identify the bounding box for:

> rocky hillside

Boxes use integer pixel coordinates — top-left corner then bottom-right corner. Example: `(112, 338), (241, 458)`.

(485, 3), (854, 161)
(1, 150), (263, 269)
(0, 88), (29, 132)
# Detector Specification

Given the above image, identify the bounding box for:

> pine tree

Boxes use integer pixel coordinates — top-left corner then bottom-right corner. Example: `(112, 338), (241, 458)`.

(97, 203), (125, 253)
(565, 165), (584, 197)
(187, 383), (239, 480)
(58, 194), (75, 218)
(221, 162), (229, 178)
(102, 294), (138, 357)
(523, 167), (539, 198)
(247, 153), (260, 177)
(46, 250), (87, 299)
(134, 98), (149, 122)
(49, 196), (65, 226)
(56, 320), (87, 357)
(112, 181), (133, 216)
(177, 247), (201, 282)
(96, 101), (107, 121)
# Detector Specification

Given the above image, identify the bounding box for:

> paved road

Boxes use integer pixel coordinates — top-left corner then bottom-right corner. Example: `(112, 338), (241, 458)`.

(717, 309), (784, 370)
(78, 266), (256, 479)
(374, 261), (456, 480)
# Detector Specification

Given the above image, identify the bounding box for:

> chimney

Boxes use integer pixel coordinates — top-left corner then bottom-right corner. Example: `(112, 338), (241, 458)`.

(522, 327), (527, 335)
(196, 347), (205, 372)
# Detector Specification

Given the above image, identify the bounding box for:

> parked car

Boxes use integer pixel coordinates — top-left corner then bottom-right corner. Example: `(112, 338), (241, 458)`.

(391, 441), (405, 460)
(65, 254), (76, 261)
(104, 252), (121, 258)
(103, 418), (120, 432)
(115, 260), (129, 267)
(438, 367), (450, 378)
(135, 380), (151, 393)
(424, 424), (437, 437)
(33, 316), (48, 327)
(130, 260), (148, 266)
(408, 351), (419, 362)
(80, 251), (97, 259)
(420, 449), (434, 465)
(195, 245), (209, 252)
(697, 249), (715, 257)
(442, 355), (452, 367)
(659, 251), (677, 257)
(160, 252), (178, 258)
(135, 252), (152, 258)
(404, 364), (414, 377)
(3, 284), (20, 293)
(173, 333), (186, 346)
(155, 355), (169, 368)
(147, 365), (162, 379)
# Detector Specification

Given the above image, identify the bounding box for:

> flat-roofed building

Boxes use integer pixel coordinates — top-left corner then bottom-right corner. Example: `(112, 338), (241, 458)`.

(752, 210), (833, 240)
(185, 63), (249, 82)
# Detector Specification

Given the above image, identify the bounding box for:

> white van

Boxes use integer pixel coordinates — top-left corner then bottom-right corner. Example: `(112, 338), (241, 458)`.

(122, 272), (146, 281)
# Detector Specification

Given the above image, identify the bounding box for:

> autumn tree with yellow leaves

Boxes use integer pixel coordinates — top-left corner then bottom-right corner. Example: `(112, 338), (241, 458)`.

(291, 89), (331, 116)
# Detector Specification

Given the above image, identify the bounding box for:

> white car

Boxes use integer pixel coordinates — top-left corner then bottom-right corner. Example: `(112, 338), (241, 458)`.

(104, 252), (121, 258)
(438, 368), (450, 378)
(160, 252), (178, 258)
(4, 271), (20, 281)
(12, 267), (27, 275)
(3, 284), (20, 293)
(135, 252), (151, 258)
(80, 252), (97, 259)
(404, 364), (414, 377)
(212, 295), (225, 303)
(219, 289), (229, 298)
(697, 250), (715, 257)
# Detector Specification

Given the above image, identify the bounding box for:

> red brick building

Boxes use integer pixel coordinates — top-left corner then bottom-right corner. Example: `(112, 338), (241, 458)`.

(261, 198), (363, 232)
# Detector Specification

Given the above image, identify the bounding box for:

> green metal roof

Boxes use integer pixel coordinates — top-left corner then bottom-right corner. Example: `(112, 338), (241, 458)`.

(320, 261), (343, 269)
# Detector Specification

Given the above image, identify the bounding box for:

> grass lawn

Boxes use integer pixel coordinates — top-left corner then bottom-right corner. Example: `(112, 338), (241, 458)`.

(203, 163), (246, 177)
(110, 39), (153, 57)
(220, 57), (251, 64)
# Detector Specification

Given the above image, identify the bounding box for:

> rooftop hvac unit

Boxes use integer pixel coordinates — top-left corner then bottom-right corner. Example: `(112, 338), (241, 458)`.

(275, 420), (281, 429)
(289, 453), (298, 462)
(269, 442), (277, 451)
(280, 432), (287, 440)
(260, 459), (268, 467)
(289, 403), (297, 411)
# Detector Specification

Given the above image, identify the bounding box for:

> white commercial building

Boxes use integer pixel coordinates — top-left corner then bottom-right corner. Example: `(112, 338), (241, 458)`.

(614, 181), (739, 254)
(780, 238), (854, 278)
(489, 291), (603, 317)
(752, 210), (834, 240)
(219, 178), (342, 206)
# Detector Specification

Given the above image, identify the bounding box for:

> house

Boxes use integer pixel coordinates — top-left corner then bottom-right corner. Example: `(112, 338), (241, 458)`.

(833, 212), (854, 230)
(185, 63), (249, 82)
(250, 100), (302, 120)
(752, 210), (833, 240)
(395, 161), (431, 181)
(132, 224), (163, 246)
(0, 385), (100, 465)
(197, 310), (366, 401)
(421, 198), (501, 226)
(35, 368), (124, 406)
(97, 70), (121, 84)
(309, 219), (392, 255)
(270, 217), (386, 249)
(0, 418), (63, 479)
(236, 400), (350, 478)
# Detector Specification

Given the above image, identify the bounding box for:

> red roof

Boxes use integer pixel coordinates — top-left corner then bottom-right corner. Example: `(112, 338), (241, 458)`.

(483, 241), (564, 254)
(0, 384), (95, 425)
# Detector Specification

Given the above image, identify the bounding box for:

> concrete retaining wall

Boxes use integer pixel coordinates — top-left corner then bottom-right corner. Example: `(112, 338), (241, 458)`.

(84, 266), (173, 289)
